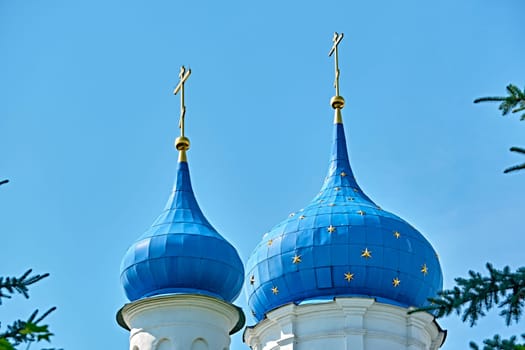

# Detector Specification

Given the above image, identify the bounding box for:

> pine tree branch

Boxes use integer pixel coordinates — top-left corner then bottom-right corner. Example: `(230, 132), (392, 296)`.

(503, 147), (525, 173)
(510, 147), (525, 155)
(507, 85), (521, 97)
(0, 270), (50, 304)
(411, 263), (525, 327)
(474, 84), (525, 172)
(0, 275), (62, 350)
(474, 97), (507, 103)
(0, 308), (56, 346)
(474, 84), (525, 119)
(512, 106), (525, 114)
(469, 333), (525, 350)
(504, 163), (525, 173)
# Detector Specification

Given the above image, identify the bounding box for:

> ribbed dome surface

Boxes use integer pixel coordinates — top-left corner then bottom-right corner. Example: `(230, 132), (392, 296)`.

(121, 159), (244, 302)
(246, 114), (442, 321)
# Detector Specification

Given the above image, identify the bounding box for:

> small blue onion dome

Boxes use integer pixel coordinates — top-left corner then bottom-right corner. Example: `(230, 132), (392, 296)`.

(120, 152), (244, 302)
(245, 108), (443, 321)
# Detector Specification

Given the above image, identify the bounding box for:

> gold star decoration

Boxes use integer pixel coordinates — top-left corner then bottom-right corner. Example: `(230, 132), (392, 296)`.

(340, 171), (347, 177)
(361, 248), (372, 259)
(250, 275), (255, 285)
(289, 212), (295, 217)
(392, 277), (401, 287)
(267, 239), (273, 246)
(393, 231), (401, 239)
(271, 286), (279, 295)
(329, 203), (336, 207)
(344, 272), (354, 282)
(299, 215), (305, 220)
(353, 188), (359, 192)
(357, 210), (365, 216)
(292, 255), (302, 264)
(335, 187), (340, 191)
(421, 264), (428, 275)
(327, 225), (336, 233)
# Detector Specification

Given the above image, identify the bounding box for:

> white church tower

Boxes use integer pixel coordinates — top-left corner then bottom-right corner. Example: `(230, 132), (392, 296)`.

(117, 66), (245, 350)
(243, 33), (446, 350)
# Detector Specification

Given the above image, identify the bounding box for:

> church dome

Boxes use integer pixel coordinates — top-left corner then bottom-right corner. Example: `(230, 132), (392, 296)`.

(120, 67), (244, 303)
(245, 107), (443, 321)
(120, 159), (244, 302)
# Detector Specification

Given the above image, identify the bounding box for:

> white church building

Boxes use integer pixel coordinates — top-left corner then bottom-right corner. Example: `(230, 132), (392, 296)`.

(115, 33), (446, 350)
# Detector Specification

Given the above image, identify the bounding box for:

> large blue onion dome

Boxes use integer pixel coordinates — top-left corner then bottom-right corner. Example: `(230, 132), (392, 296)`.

(245, 102), (443, 321)
(120, 69), (244, 303)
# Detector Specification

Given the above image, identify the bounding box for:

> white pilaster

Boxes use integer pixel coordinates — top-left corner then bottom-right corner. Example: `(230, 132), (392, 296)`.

(244, 298), (445, 350)
(118, 294), (244, 350)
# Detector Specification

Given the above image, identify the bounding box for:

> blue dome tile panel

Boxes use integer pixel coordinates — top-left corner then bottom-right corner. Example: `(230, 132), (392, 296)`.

(246, 120), (443, 321)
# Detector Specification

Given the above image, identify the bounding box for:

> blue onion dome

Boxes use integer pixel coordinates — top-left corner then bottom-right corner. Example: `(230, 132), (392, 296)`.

(245, 100), (443, 321)
(120, 69), (244, 302)
(120, 153), (244, 302)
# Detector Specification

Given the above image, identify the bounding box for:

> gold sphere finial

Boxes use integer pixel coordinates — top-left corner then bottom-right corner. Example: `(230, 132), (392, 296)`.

(175, 136), (190, 151)
(331, 95), (345, 109)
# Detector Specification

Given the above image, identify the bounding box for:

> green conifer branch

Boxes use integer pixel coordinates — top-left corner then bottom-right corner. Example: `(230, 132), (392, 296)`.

(469, 333), (525, 350)
(411, 264), (525, 350)
(0, 271), (61, 349)
(474, 97), (507, 103)
(509, 147), (525, 155)
(474, 84), (525, 172)
(417, 264), (525, 326)
(504, 163), (525, 173)
(0, 270), (50, 304)
(474, 84), (525, 119)
(0, 308), (61, 350)
(504, 147), (525, 173)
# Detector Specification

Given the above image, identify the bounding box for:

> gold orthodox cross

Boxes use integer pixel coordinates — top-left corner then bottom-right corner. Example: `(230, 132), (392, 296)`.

(328, 32), (344, 97)
(173, 66), (191, 137)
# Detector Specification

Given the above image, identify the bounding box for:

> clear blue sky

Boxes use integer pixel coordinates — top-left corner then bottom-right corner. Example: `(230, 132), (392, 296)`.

(1, 1), (523, 349)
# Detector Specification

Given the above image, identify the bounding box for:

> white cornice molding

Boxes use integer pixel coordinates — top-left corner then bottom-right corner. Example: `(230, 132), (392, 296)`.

(244, 298), (445, 350)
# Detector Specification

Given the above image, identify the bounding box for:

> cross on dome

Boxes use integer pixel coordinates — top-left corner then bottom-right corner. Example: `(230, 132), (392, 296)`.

(174, 65), (191, 137)
(173, 65), (192, 161)
(328, 32), (344, 97)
